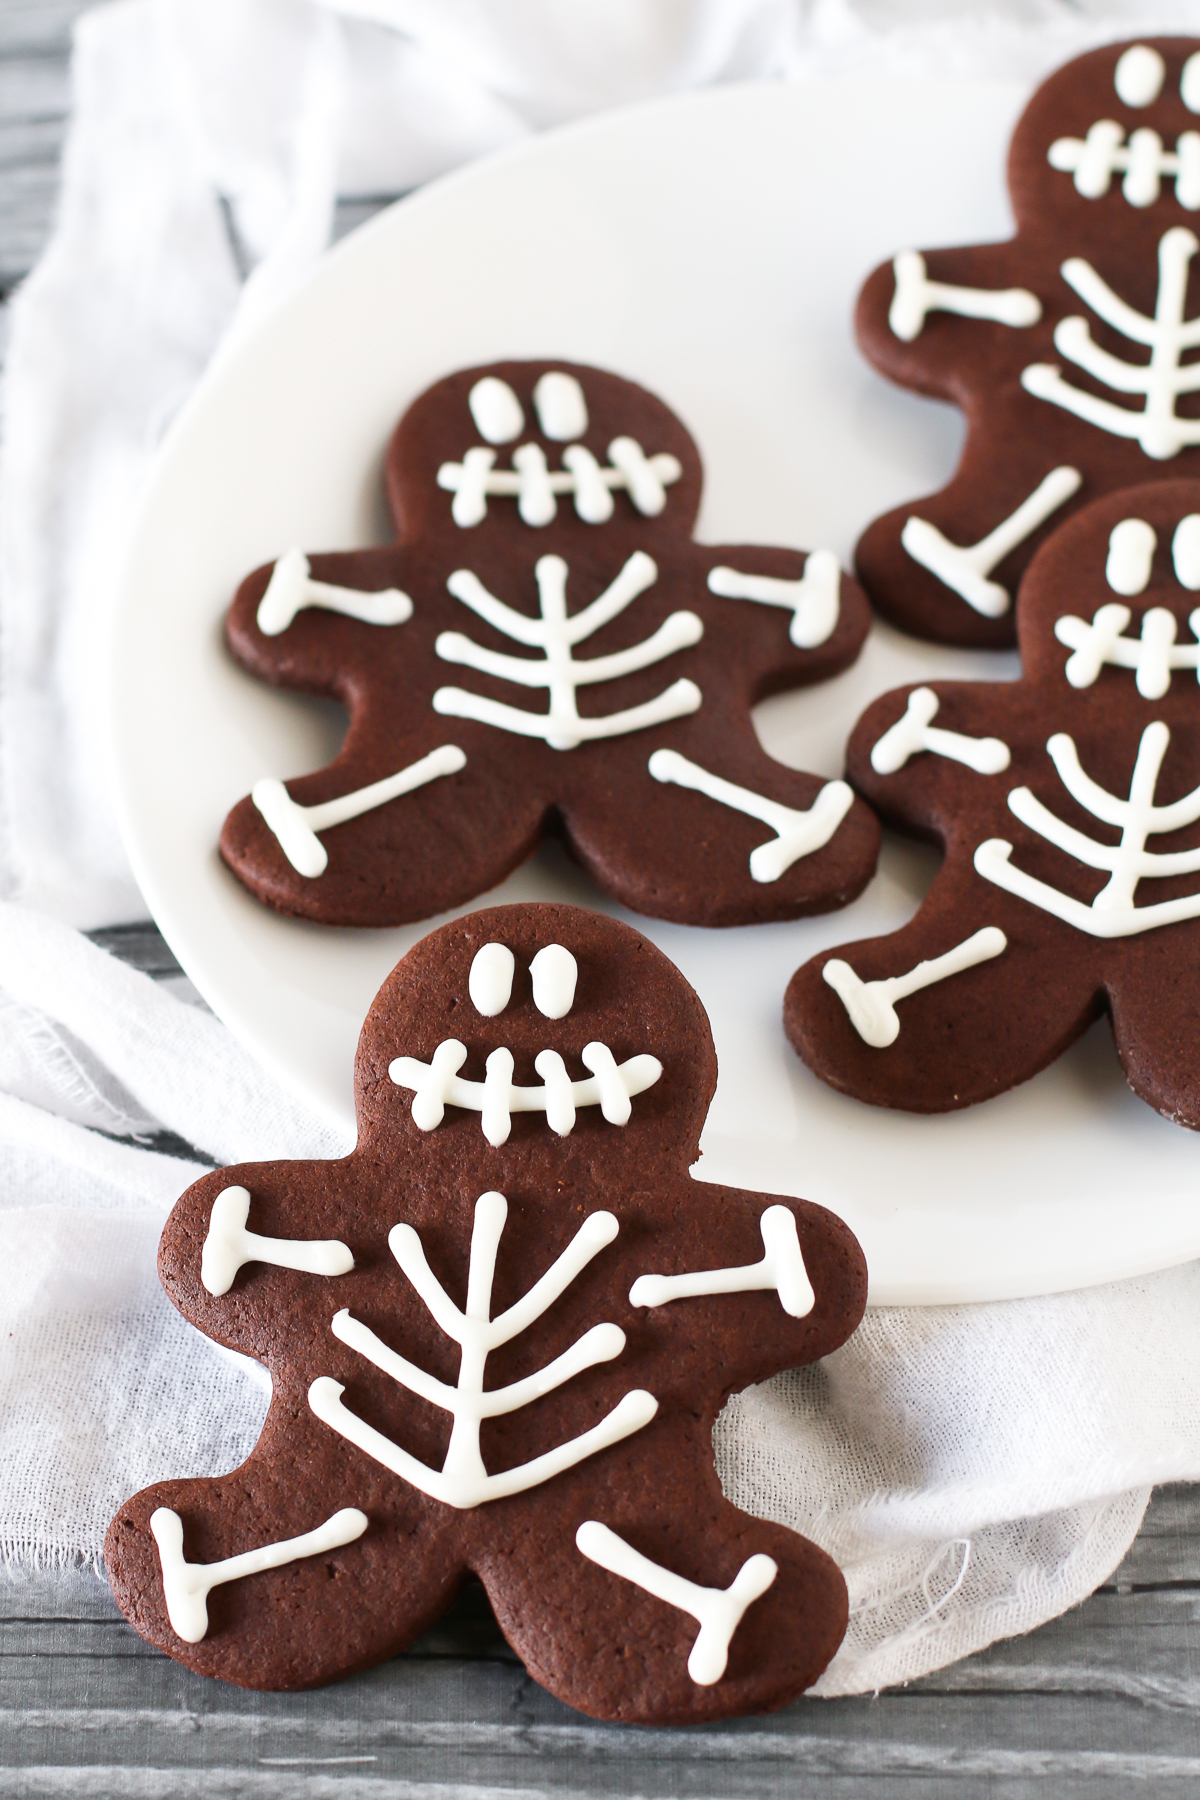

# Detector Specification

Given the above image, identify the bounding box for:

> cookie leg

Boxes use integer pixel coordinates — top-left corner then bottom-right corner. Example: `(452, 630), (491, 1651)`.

(561, 728), (880, 928)
(1109, 940), (1200, 1128)
(105, 1468), (465, 1690)
(475, 1456), (847, 1723)
(786, 900), (1104, 1113)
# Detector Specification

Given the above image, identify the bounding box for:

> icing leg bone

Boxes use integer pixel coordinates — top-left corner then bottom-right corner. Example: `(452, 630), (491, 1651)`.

(629, 1205), (815, 1318)
(388, 1039), (662, 1146)
(309, 1193), (657, 1509)
(201, 1186), (354, 1296)
(150, 1505), (368, 1644)
(901, 468), (1082, 618)
(256, 548), (414, 636)
(870, 688), (1010, 775)
(823, 928), (1008, 1047)
(648, 749), (854, 882)
(252, 745), (466, 878)
(888, 249), (1042, 342)
(706, 550), (841, 648)
(575, 1521), (777, 1686)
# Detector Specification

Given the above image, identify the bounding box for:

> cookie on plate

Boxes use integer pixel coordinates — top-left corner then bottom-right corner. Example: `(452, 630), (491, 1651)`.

(105, 903), (868, 1722)
(856, 37), (1200, 647)
(788, 481), (1200, 1125)
(219, 360), (879, 928)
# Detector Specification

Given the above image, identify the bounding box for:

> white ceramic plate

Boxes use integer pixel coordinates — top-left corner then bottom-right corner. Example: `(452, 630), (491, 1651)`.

(111, 76), (1200, 1306)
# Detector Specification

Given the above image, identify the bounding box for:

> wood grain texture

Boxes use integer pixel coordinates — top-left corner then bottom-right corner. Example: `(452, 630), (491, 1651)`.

(0, 0), (1194, 1785)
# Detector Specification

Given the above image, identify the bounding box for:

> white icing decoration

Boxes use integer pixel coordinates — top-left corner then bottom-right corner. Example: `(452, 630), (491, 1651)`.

(200, 1185), (354, 1296)
(1115, 45), (1166, 108)
(388, 1039), (661, 1147)
(433, 552), (702, 750)
(150, 1505), (367, 1644)
(975, 722), (1200, 935)
(888, 249), (1041, 342)
(647, 749), (854, 883)
(706, 550), (840, 648)
(1022, 229), (1200, 459)
(436, 438), (683, 528)
(469, 943), (514, 1017)
(533, 371), (588, 441)
(823, 927), (1008, 1048)
(629, 1205), (815, 1318)
(1173, 513), (1200, 587)
(251, 745), (466, 879)
(468, 377), (524, 445)
(1055, 602), (1200, 698)
(870, 688), (1010, 776)
(1106, 518), (1158, 594)
(529, 943), (577, 1019)
(256, 548), (413, 637)
(1184, 52), (1200, 115)
(575, 1521), (777, 1686)
(309, 1192), (657, 1510)
(1048, 123), (1200, 209)
(900, 468), (1082, 618)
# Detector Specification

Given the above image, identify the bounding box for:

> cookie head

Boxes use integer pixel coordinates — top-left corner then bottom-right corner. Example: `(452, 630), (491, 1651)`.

(1012, 38), (1200, 230)
(385, 360), (703, 551)
(354, 903), (715, 1187)
(1018, 477), (1200, 691)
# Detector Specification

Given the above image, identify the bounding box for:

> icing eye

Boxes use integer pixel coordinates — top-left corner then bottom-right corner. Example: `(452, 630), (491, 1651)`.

(1183, 52), (1200, 114)
(469, 942), (515, 1015)
(468, 378), (524, 445)
(1114, 44), (1165, 108)
(530, 943), (578, 1019)
(1106, 518), (1156, 595)
(1173, 514), (1200, 588)
(533, 372), (588, 441)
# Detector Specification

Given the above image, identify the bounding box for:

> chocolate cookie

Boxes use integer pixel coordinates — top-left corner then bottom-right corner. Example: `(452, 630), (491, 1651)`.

(856, 37), (1200, 647)
(788, 481), (1200, 1125)
(219, 360), (879, 928)
(106, 904), (868, 1723)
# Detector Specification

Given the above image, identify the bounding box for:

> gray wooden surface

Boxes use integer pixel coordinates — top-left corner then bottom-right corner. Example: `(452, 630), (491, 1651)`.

(8, 3), (1200, 1792)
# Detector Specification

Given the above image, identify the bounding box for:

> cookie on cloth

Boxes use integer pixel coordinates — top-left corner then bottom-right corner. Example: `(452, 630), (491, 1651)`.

(788, 481), (1200, 1126)
(855, 38), (1200, 647)
(219, 360), (879, 928)
(105, 904), (867, 1722)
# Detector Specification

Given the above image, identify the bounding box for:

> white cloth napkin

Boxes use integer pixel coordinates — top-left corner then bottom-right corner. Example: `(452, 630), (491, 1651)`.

(1, 0), (1199, 1697)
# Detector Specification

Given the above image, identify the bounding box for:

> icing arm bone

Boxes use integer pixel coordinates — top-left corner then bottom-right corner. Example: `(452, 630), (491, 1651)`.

(201, 1186), (354, 1296)
(707, 550), (841, 648)
(575, 1521), (778, 1686)
(256, 548), (413, 636)
(629, 1205), (815, 1318)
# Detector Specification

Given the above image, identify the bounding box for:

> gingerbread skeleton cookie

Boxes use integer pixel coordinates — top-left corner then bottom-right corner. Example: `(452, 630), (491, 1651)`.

(219, 361), (879, 928)
(788, 482), (1200, 1125)
(106, 905), (867, 1722)
(856, 38), (1200, 648)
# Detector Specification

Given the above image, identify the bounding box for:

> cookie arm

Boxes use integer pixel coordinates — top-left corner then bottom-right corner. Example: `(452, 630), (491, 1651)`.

(226, 548), (421, 697)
